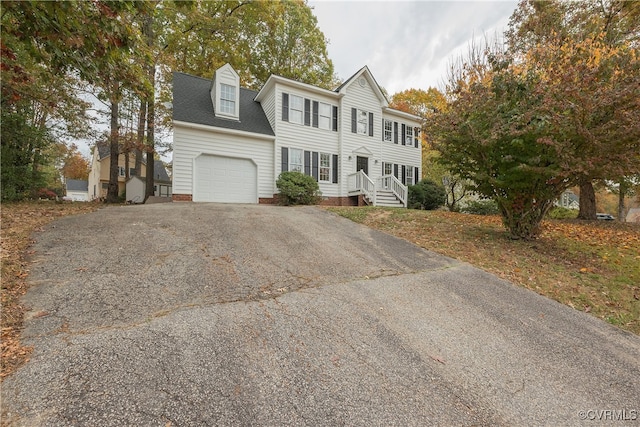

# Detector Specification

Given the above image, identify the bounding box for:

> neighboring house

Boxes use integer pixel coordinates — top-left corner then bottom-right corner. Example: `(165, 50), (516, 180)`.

(88, 143), (146, 200)
(125, 160), (172, 203)
(556, 190), (579, 210)
(65, 179), (89, 201)
(172, 64), (422, 206)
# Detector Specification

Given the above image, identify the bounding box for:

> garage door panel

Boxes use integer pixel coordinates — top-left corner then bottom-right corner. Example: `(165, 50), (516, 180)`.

(194, 155), (257, 203)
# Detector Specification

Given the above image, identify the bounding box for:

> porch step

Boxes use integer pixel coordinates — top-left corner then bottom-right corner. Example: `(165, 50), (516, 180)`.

(374, 190), (404, 208)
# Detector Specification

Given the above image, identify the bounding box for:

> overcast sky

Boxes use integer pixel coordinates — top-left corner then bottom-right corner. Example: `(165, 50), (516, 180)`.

(309, 0), (519, 94)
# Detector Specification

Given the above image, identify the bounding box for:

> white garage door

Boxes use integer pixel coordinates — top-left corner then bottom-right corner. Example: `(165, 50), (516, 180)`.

(194, 155), (257, 203)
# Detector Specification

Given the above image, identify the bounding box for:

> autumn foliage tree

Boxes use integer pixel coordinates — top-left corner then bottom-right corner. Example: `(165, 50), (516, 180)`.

(506, 0), (640, 219)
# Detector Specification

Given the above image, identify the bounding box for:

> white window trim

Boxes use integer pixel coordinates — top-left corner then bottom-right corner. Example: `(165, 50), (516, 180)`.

(383, 162), (392, 176)
(405, 126), (413, 146)
(289, 95), (303, 125)
(384, 119), (393, 142)
(357, 109), (368, 135)
(289, 148), (303, 172)
(219, 83), (236, 115)
(319, 102), (331, 130)
(319, 152), (331, 182)
(406, 165), (414, 185)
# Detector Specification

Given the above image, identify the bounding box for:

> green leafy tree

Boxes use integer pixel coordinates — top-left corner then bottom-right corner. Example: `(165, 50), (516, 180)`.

(429, 43), (567, 239)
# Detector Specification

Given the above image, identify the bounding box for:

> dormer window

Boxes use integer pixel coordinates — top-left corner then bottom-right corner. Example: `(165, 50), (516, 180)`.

(220, 83), (236, 115)
(211, 63), (240, 120)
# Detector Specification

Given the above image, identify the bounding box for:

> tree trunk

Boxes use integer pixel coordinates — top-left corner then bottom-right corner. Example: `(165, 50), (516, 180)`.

(577, 179), (597, 220)
(106, 85), (120, 203)
(143, 12), (155, 202)
(618, 180), (627, 223)
(135, 98), (146, 177)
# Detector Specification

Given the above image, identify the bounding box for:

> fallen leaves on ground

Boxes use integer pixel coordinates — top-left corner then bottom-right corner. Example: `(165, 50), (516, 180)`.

(328, 207), (640, 335)
(1, 201), (100, 380)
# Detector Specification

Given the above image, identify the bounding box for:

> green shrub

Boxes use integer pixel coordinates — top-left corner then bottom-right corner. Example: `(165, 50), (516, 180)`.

(547, 206), (578, 219)
(461, 199), (499, 215)
(276, 171), (321, 205)
(407, 179), (446, 210)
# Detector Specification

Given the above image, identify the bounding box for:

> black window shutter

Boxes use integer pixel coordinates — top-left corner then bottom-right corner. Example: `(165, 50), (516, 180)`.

(393, 122), (398, 144)
(351, 108), (357, 133)
(304, 150), (311, 175)
(332, 155), (338, 183)
(368, 112), (374, 136)
(332, 106), (338, 131)
(282, 93), (289, 122)
(401, 165), (406, 184)
(381, 119), (384, 141)
(381, 162), (385, 174)
(414, 127), (420, 148)
(312, 101), (319, 128)
(312, 152), (319, 181)
(414, 167), (419, 184)
(281, 147), (288, 172)
(393, 164), (398, 178)
(304, 99), (311, 126)
(401, 124), (406, 145)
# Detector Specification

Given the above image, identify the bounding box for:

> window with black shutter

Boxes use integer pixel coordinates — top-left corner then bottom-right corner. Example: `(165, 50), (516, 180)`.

(304, 99), (311, 126)
(282, 93), (289, 122)
(281, 147), (288, 172)
(312, 101), (319, 128)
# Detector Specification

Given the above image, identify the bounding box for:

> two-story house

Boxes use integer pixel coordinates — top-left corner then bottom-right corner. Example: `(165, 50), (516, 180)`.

(88, 143), (172, 201)
(171, 64), (422, 206)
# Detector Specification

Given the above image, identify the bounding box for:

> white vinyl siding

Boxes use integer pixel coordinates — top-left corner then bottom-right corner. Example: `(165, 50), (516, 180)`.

(172, 124), (274, 199)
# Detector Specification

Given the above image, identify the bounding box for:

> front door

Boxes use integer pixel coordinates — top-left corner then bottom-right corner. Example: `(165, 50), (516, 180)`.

(356, 156), (369, 175)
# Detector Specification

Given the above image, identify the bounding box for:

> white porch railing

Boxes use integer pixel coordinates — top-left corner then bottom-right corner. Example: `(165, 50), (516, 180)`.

(347, 171), (407, 207)
(378, 174), (407, 207)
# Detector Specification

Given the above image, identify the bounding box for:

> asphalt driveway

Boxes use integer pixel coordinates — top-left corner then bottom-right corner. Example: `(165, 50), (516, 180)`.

(2, 204), (639, 426)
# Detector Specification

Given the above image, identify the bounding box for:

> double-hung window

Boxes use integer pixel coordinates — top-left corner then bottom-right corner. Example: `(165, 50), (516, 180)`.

(118, 166), (126, 177)
(220, 83), (236, 115)
(405, 165), (414, 185)
(319, 152), (331, 182)
(318, 103), (331, 130)
(405, 125), (413, 146)
(289, 148), (303, 172)
(383, 162), (393, 176)
(357, 109), (368, 135)
(289, 95), (304, 124)
(384, 119), (393, 142)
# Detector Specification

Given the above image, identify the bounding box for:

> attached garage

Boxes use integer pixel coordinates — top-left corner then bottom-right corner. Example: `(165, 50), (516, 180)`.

(194, 154), (257, 203)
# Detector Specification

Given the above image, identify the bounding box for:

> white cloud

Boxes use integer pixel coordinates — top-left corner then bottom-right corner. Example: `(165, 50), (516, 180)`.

(310, 0), (518, 94)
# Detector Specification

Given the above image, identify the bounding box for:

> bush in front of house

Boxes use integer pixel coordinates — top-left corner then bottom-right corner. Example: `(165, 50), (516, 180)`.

(461, 199), (500, 215)
(407, 179), (446, 210)
(547, 206), (578, 219)
(276, 171), (322, 205)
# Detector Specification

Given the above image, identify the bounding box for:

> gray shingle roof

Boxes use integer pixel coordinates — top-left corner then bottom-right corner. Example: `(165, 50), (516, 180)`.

(153, 160), (171, 183)
(172, 72), (274, 136)
(66, 179), (88, 191)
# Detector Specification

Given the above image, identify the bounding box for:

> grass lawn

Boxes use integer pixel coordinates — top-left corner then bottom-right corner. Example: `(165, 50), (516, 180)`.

(327, 207), (640, 335)
(1, 201), (100, 379)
